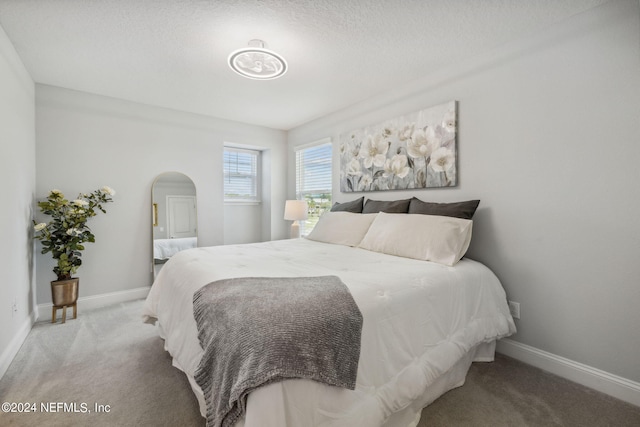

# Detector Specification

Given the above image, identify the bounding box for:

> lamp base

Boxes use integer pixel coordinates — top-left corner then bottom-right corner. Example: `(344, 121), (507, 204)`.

(290, 221), (300, 239)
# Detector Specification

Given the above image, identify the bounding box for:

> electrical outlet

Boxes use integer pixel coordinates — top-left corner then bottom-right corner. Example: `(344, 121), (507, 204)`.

(11, 298), (18, 317)
(508, 301), (520, 320)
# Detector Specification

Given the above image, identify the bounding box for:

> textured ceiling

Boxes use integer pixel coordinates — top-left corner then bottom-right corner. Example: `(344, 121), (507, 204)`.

(0, 0), (609, 130)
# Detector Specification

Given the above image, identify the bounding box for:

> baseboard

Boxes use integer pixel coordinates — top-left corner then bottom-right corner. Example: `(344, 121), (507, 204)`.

(497, 338), (640, 407)
(0, 309), (38, 380)
(36, 286), (151, 322)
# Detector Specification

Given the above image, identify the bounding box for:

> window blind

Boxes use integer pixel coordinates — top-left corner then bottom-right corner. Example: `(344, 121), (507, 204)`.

(224, 148), (260, 202)
(295, 141), (332, 233)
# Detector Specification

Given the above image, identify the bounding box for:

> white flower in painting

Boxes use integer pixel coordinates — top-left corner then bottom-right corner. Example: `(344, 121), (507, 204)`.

(350, 140), (362, 158)
(359, 174), (373, 190)
(73, 199), (89, 207)
(350, 143), (360, 158)
(34, 222), (47, 231)
(383, 154), (411, 179)
(346, 135), (362, 157)
(406, 127), (440, 159)
(398, 123), (415, 141)
(101, 186), (116, 196)
(430, 147), (455, 172)
(342, 137), (360, 158)
(358, 134), (389, 169)
(346, 158), (362, 176)
(442, 109), (456, 134)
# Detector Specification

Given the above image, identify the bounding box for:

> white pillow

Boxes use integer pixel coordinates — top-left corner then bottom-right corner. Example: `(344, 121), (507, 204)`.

(358, 212), (473, 266)
(306, 212), (377, 247)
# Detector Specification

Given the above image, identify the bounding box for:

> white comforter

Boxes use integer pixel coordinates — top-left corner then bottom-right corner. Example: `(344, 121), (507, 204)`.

(153, 237), (197, 260)
(143, 239), (515, 427)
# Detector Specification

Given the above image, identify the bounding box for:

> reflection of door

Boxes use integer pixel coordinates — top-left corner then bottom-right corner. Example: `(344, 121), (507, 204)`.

(167, 196), (197, 238)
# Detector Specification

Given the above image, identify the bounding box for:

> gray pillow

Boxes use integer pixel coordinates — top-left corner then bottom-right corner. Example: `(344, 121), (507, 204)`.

(362, 198), (411, 214)
(331, 197), (364, 213)
(408, 198), (480, 219)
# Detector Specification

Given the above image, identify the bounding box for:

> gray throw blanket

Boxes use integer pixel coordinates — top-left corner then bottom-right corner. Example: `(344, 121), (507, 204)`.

(193, 276), (363, 427)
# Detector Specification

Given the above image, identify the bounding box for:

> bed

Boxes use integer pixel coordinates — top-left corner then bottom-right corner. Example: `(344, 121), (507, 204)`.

(143, 210), (516, 427)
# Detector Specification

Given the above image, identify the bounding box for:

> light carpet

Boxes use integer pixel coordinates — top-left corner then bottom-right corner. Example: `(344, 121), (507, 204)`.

(1, 299), (639, 426)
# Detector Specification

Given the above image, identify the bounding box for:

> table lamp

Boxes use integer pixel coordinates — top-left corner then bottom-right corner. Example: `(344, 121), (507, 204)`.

(284, 200), (308, 238)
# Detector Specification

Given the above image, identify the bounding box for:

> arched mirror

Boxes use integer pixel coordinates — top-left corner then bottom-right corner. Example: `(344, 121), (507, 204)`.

(152, 172), (197, 277)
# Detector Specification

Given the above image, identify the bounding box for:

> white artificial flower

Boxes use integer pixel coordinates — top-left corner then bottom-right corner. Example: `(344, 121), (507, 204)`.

(66, 228), (81, 236)
(383, 154), (411, 179)
(442, 109), (456, 134)
(430, 147), (455, 172)
(406, 127), (440, 159)
(34, 223), (47, 231)
(73, 199), (89, 207)
(49, 189), (63, 197)
(101, 186), (116, 196)
(346, 158), (362, 176)
(358, 134), (389, 169)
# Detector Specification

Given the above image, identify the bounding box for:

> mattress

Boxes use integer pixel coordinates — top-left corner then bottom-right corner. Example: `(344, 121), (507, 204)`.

(142, 238), (516, 426)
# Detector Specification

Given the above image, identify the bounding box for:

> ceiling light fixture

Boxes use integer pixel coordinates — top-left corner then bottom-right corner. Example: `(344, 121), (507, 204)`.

(228, 39), (287, 80)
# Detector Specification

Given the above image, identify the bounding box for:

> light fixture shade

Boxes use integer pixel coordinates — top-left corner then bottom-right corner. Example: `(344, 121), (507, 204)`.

(228, 39), (287, 80)
(284, 200), (308, 221)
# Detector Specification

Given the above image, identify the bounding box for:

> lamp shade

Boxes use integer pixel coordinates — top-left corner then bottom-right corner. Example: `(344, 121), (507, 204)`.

(284, 200), (308, 221)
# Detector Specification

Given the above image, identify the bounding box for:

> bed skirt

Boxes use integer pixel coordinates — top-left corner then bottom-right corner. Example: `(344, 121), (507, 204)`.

(158, 319), (496, 427)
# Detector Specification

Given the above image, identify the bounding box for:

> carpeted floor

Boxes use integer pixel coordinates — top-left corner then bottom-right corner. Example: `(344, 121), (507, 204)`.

(1, 299), (638, 426)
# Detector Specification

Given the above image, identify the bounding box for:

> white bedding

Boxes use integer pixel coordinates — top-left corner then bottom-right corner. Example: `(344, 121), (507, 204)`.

(143, 238), (516, 426)
(153, 237), (197, 260)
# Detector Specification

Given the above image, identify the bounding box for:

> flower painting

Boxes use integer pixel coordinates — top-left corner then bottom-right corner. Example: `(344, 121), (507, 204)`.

(340, 101), (457, 192)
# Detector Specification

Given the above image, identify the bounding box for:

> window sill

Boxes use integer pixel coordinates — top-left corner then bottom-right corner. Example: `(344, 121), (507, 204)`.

(224, 200), (262, 206)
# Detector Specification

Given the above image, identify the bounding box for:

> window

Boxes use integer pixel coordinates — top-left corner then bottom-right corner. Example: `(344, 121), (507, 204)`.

(224, 147), (260, 202)
(295, 139), (332, 234)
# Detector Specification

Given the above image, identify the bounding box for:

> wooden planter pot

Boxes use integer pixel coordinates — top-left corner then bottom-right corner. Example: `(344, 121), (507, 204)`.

(51, 278), (79, 324)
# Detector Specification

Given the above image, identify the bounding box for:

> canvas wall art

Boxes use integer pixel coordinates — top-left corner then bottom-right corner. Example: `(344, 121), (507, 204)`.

(339, 101), (457, 192)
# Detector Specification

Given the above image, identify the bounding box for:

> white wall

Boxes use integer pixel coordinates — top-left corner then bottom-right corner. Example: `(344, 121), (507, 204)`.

(224, 204), (263, 245)
(35, 85), (288, 304)
(223, 145), (276, 245)
(0, 25), (36, 377)
(288, 0), (640, 385)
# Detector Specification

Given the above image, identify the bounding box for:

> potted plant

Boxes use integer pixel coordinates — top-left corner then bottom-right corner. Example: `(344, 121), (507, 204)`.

(33, 186), (115, 323)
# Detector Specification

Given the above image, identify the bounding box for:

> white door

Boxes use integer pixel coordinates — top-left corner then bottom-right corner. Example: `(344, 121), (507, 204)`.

(167, 196), (197, 238)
